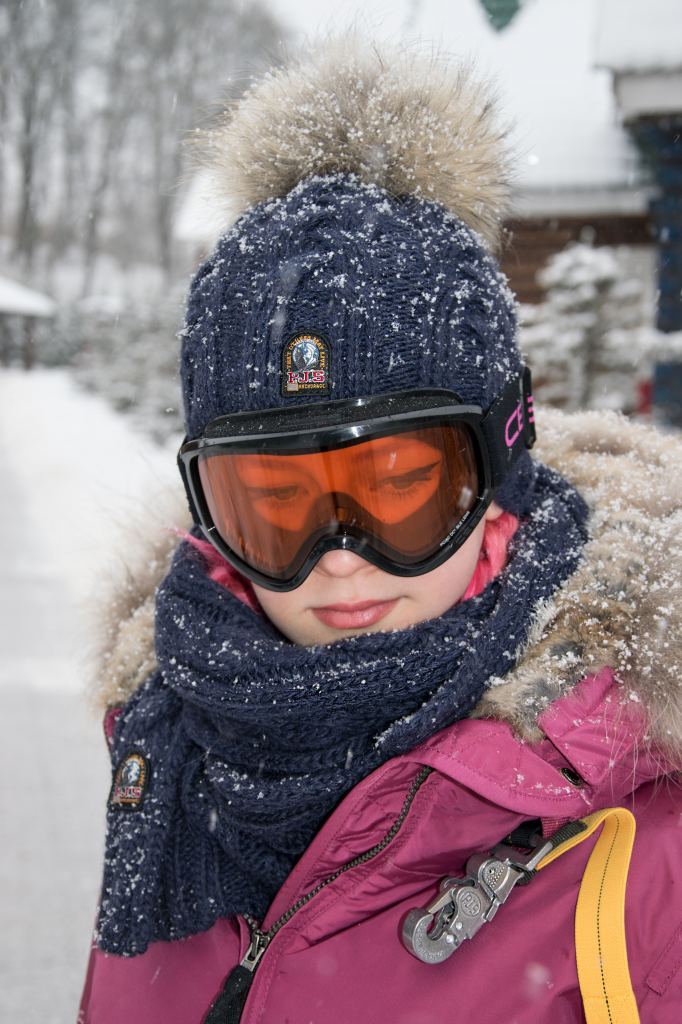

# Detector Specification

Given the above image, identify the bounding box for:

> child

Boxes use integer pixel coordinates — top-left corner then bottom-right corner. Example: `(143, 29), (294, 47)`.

(79, 37), (682, 1024)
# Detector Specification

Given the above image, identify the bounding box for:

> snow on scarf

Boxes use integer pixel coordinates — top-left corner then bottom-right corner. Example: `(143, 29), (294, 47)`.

(96, 461), (588, 955)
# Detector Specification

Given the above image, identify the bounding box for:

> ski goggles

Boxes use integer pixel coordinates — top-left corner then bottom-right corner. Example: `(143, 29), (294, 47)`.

(177, 369), (535, 591)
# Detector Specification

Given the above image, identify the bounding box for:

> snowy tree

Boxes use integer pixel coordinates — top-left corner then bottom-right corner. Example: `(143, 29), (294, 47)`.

(67, 288), (187, 443)
(1, 0), (287, 292)
(518, 242), (682, 414)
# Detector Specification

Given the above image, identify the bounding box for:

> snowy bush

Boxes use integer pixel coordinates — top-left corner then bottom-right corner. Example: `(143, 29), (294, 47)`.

(518, 242), (682, 414)
(69, 288), (186, 443)
(0, 311), (84, 369)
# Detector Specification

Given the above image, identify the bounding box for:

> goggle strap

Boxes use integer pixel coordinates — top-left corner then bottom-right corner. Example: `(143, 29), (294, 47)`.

(480, 368), (536, 489)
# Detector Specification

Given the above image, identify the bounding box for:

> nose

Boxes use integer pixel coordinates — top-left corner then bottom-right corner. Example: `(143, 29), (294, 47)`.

(314, 548), (373, 579)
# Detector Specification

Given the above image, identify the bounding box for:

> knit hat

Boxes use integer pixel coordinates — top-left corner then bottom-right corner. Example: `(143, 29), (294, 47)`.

(179, 36), (535, 513)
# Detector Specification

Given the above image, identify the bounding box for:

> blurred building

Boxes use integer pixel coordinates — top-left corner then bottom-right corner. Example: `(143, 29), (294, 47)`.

(0, 274), (57, 369)
(595, 0), (682, 334)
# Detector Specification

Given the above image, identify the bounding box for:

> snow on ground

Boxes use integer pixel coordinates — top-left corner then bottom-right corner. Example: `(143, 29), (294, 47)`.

(0, 368), (182, 1023)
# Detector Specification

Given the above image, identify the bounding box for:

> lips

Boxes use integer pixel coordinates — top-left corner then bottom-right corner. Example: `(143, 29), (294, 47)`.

(311, 598), (399, 630)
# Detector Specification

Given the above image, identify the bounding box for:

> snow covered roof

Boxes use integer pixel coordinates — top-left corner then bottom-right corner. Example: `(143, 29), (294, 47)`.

(0, 275), (57, 318)
(513, 185), (651, 219)
(594, 0), (682, 119)
(595, 0), (682, 73)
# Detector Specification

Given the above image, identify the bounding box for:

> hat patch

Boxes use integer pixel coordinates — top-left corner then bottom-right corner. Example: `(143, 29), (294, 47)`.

(109, 752), (150, 811)
(281, 333), (330, 396)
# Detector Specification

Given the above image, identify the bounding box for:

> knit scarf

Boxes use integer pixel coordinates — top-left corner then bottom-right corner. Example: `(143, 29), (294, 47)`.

(96, 462), (588, 956)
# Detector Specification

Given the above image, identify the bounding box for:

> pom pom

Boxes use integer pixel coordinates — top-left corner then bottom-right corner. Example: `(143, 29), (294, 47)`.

(187, 33), (516, 251)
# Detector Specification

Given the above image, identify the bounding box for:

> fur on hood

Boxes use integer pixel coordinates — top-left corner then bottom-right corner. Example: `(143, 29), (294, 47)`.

(185, 34), (514, 252)
(88, 408), (682, 765)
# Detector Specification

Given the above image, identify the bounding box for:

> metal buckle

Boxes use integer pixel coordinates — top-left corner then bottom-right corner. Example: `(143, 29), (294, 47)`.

(402, 832), (554, 964)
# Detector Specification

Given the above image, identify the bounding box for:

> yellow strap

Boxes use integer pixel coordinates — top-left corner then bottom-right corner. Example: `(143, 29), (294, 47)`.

(535, 807), (639, 1024)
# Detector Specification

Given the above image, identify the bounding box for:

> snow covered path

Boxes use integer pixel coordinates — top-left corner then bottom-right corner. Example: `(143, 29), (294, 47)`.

(0, 368), (180, 1022)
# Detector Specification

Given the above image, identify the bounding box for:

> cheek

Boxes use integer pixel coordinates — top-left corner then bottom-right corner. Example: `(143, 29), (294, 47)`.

(403, 521), (485, 616)
(252, 586), (303, 640)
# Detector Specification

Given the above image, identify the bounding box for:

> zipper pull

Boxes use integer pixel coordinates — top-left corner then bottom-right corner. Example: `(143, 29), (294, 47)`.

(204, 924), (270, 1024)
(241, 928), (270, 972)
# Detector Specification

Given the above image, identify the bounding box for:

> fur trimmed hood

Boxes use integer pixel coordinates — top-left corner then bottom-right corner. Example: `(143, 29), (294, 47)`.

(185, 34), (513, 251)
(90, 408), (682, 763)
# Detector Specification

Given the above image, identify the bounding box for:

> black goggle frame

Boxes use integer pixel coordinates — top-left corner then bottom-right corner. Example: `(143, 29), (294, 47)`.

(177, 368), (535, 591)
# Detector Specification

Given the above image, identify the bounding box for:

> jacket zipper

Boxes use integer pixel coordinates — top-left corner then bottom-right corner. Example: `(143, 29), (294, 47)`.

(204, 765), (433, 1024)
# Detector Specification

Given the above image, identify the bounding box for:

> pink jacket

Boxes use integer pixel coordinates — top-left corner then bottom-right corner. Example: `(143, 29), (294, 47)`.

(78, 669), (682, 1024)
(78, 410), (682, 1023)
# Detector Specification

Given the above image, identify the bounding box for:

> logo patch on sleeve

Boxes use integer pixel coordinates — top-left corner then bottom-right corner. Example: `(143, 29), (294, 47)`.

(281, 333), (331, 396)
(109, 752), (151, 811)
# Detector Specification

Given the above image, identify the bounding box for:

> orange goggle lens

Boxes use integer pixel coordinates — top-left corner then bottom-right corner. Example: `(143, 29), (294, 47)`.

(197, 424), (480, 582)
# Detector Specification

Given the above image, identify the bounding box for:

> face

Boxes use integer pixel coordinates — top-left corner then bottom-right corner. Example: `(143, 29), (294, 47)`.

(253, 502), (503, 646)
